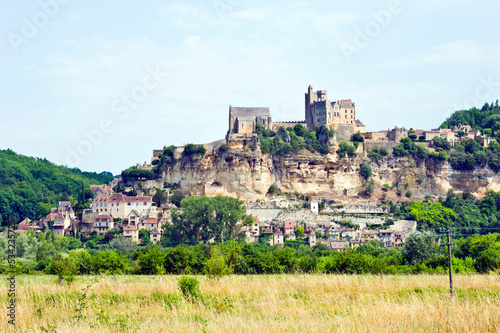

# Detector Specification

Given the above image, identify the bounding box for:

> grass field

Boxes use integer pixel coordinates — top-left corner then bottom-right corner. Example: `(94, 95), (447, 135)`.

(2, 274), (500, 332)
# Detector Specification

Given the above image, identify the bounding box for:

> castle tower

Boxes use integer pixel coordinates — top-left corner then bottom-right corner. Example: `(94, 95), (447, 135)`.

(305, 85), (313, 127)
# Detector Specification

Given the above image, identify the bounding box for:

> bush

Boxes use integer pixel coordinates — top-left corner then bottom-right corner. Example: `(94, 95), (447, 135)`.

(183, 144), (206, 156)
(178, 276), (202, 302)
(204, 248), (232, 279)
(360, 164), (372, 179)
(406, 191), (413, 198)
(351, 133), (364, 142)
(218, 144), (230, 154)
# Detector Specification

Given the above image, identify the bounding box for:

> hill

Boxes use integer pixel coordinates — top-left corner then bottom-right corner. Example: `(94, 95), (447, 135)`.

(0, 149), (112, 224)
(440, 101), (500, 134)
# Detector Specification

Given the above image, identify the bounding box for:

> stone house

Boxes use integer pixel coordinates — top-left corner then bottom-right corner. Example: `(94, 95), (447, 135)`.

(92, 193), (153, 219)
(137, 217), (162, 231)
(324, 226), (342, 240)
(305, 229), (316, 247)
(284, 221), (294, 234)
(326, 241), (350, 251)
(123, 224), (139, 243)
(341, 228), (361, 241)
(273, 229), (283, 246)
(251, 216), (260, 236)
(94, 215), (114, 234)
(150, 227), (161, 244)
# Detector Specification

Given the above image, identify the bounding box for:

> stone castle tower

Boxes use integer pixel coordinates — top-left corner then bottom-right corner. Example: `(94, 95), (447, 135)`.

(305, 85), (361, 131)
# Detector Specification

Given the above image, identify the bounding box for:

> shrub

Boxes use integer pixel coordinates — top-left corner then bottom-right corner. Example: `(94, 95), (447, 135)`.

(178, 276), (202, 302)
(406, 191), (413, 198)
(360, 164), (372, 179)
(351, 132), (364, 142)
(218, 144), (230, 154)
(183, 144), (206, 156)
(383, 184), (390, 191)
(204, 248), (232, 280)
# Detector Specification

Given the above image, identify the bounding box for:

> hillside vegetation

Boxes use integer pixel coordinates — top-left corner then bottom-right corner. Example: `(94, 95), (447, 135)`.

(0, 149), (112, 224)
(440, 101), (500, 133)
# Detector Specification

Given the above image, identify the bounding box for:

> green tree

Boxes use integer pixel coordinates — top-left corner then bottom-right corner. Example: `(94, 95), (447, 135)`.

(137, 247), (166, 275)
(359, 164), (372, 179)
(170, 190), (185, 208)
(152, 188), (167, 207)
(107, 235), (138, 253)
(401, 232), (439, 265)
(91, 250), (128, 274)
(293, 124), (306, 137)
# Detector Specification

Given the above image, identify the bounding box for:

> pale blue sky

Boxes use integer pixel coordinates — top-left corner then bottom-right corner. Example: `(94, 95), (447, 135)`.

(1, 0), (499, 174)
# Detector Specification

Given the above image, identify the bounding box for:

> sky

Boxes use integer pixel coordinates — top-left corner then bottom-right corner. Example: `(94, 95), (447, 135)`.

(1, 0), (500, 175)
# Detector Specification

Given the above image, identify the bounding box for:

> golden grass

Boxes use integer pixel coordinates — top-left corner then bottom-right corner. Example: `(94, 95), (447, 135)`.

(2, 274), (500, 332)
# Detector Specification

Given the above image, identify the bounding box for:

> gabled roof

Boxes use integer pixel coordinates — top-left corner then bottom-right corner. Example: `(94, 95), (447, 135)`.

(229, 106), (271, 122)
(274, 229), (283, 235)
(151, 227), (160, 234)
(284, 221), (294, 229)
(123, 225), (137, 231)
(95, 214), (112, 221)
(141, 217), (158, 224)
(262, 226), (272, 234)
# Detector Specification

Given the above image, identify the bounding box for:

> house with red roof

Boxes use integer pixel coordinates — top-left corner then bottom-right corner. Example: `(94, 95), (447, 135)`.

(93, 215), (114, 234)
(92, 193), (153, 219)
(123, 224), (139, 243)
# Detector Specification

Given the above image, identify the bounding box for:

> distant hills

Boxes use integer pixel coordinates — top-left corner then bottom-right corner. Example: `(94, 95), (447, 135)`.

(0, 149), (113, 224)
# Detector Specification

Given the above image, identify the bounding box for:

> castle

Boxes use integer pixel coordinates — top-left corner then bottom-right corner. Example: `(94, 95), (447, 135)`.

(305, 85), (364, 131)
(226, 85), (365, 140)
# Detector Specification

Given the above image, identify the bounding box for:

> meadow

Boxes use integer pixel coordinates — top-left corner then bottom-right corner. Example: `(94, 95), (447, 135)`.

(2, 274), (499, 332)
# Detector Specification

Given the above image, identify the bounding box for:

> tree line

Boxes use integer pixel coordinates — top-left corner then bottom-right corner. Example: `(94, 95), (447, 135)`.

(1, 231), (499, 276)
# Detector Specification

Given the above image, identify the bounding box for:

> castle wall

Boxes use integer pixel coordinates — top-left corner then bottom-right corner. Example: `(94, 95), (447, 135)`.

(364, 141), (399, 154)
(363, 131), (388, 140)
(334, 123), (357, 141)
(271, 122), (307, 132)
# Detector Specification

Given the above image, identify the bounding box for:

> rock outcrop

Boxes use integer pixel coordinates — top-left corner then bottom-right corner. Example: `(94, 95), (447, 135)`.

(159, 146), (500, 200)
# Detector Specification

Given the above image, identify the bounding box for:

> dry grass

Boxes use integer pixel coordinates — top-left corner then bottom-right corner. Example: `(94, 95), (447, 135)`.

(2, 274), (500, 332)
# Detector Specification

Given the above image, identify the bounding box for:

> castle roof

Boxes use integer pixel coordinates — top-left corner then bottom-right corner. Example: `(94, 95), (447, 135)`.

(229, 106), (271, 122)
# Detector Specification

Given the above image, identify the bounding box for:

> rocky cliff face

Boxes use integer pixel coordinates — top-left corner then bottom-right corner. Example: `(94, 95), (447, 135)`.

(160, 147), (500, 200)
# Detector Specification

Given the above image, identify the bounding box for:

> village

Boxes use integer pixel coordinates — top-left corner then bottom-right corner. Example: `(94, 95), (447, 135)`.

(9, 85), (494, 251)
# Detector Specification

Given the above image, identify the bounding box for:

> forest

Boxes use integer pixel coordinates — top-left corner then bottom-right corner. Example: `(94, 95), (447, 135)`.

(0, 149), (112, 224)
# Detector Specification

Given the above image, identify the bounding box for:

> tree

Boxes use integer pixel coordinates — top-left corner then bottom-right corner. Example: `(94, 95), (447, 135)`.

(107, 235), (138, 253)
(359, 164), (372, 179)
(152, 188), (167, 207)
(47, 257), (78, 285)
(170, 190), (185, 208)
(164, 195), (248, 244)
(363, 178), (375, 196)
(91, 250), (128, 274)
(139, 230), (151, 245)
(137, 247), (166, 275)
(294, 124), (306, 137)
(408, 129), (418, 140)
(204, 247), (232, 279)
(401, 232), (439, 265)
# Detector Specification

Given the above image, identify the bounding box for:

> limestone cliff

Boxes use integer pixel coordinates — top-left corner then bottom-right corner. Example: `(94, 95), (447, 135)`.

(159, 146), (500, 200)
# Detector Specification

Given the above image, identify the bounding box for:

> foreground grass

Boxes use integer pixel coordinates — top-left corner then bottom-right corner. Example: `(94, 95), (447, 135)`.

(2, 274), (500, 332)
